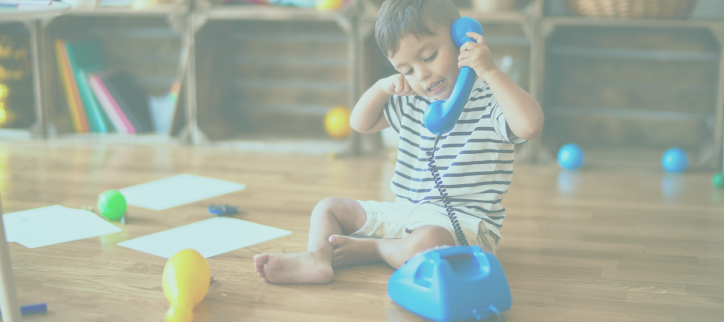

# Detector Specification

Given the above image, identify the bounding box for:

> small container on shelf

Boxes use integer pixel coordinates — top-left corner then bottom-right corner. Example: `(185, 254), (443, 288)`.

(0, 25), (36, 135)
(565, 0), (698, 19)
(472, 0), (517, 12)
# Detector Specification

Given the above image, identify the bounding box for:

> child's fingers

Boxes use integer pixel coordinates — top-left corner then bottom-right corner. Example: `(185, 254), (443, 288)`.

(383, 76), (397, 94)
(458, 57), (474, 69)
(466, 32), (486, 45)
(458, 49), (475, 61)
(403, 78), (414, 95)
(402, 84), (415, 96)
(459, 41), (475, 53)
(394, 77), (404, 94)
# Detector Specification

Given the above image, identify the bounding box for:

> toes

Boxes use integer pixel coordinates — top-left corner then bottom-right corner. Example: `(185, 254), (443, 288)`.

(254, 253), (269, 268)
(329, 235), (347, 247)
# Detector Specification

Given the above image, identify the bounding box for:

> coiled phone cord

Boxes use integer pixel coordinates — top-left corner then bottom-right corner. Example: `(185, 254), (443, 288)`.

(426, 134), (468, 246)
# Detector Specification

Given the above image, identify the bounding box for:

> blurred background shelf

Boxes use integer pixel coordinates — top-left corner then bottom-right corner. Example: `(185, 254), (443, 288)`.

(1, 0), (722, 170)
(199, 5), (356, 21)
(0, 128), (33, 140)
(0, 22), (37, 137)
(186, 0), (359, 152)
(49, 132), (179, 144)
(542, 16), (724, 28)
(537, 14), (724, 171)
(63, 4), (188, 16)
(39, 8), (186, 142)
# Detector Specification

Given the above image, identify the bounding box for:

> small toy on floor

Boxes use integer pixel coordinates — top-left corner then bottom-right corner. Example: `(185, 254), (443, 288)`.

(557, 143), (584, 170)
(97, 190), (127, 221)
(163, 249), (210, 322)
(713, 172), (724, 188)
(661, 147), (687, 174)
(0, 302), (47, 316)
(208, 204), (239, 216)
(324, 106), (351, 139)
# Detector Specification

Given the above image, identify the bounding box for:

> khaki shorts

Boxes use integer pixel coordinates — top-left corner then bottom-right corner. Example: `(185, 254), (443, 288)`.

(352, 198), (499, 254)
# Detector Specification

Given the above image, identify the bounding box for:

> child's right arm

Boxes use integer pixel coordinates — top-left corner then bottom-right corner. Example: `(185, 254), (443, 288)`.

(350, 74), (417, 134)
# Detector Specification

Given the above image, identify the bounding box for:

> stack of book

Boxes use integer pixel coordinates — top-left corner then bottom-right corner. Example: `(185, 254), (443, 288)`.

(55, 39), (154, 134)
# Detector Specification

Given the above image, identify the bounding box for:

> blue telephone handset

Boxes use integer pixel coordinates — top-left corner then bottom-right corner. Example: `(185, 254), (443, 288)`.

(422, 17), (483, 136)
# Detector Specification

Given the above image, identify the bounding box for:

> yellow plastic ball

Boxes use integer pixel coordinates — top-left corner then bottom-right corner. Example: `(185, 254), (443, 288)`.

(316, 0), (343, 11)
(166, 306), (193, 322)
(162, 249), (210, 309)
(324, 106), (351, 139)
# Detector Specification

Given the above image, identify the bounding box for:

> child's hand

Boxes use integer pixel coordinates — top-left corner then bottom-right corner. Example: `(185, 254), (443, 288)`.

(379, 74), (418, 96)
(458, 32), (499, 82)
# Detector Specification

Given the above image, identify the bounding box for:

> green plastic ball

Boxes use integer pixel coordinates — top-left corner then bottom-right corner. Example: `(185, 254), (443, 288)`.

(714, 172), (724, 189)
(97, 190), (127, 221)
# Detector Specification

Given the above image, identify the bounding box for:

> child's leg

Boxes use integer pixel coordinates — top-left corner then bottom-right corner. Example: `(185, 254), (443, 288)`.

(253, 197), (367, 284)
(329, 225), (455, 269)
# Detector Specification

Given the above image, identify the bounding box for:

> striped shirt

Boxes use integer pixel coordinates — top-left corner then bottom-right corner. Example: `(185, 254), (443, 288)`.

(383, 79), (525, 238)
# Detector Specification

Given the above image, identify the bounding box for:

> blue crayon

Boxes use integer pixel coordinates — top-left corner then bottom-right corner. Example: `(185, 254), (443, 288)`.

(0, 303), (47, 315)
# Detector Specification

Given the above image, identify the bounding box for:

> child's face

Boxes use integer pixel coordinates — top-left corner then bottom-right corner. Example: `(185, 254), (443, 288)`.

(387, 24), (460, 100)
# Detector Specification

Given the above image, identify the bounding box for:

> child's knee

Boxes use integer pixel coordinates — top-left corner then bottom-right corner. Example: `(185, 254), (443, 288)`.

(314, 197), (339, 212)
(311, 197), (367, 234)
(406, 225), (456, 255)
(311, 197), (341, 221)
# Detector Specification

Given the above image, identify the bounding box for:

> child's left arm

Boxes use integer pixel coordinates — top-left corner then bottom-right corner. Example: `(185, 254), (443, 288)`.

(458, 32), (544, 140)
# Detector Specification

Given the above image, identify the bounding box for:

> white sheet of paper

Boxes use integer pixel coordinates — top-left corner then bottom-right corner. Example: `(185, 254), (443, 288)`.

(119, 174), (246, 211)
(3, 205), (122, 248)
(117, 217), (291, 258)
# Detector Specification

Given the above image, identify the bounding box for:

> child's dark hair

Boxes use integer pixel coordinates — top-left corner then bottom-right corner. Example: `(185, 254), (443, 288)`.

(375, 0), (461, 57)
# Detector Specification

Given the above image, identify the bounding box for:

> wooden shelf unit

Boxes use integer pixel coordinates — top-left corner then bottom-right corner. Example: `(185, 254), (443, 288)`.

(1, 0), (722, 170)
(536, 16), (724, 170)
(0, 22), (37, 138)
(187, 0), (360, 150)
(39, 3), (187, 143)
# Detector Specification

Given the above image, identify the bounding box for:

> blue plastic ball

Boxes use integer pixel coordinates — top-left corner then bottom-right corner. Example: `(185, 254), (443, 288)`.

(713, 172), (724, 188)
(557, 143), (584, 170)
(661, 148), (688, 174)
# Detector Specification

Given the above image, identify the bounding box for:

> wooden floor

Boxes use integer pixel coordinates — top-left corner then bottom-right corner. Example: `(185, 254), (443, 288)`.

(1, 140), (723, 322)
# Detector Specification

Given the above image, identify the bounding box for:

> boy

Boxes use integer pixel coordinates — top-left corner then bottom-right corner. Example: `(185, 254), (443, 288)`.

(254, 0), (544, 284)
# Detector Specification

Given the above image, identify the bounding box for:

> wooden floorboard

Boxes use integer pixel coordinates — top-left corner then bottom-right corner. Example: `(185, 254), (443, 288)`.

(0, 141), (722, 321)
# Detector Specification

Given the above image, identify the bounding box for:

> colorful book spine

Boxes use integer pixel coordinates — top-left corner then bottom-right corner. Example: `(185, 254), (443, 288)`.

(65, 41), (107, 133)
(55, 39), (88, 133)
(100, 72), (142, 133)
(76, 69), (107, 133)
(87, 73), (134, 134)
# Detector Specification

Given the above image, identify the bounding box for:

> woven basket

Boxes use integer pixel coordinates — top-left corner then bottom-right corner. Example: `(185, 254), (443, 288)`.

(566, 0), (698, 19)
(472, 0), (516, 12)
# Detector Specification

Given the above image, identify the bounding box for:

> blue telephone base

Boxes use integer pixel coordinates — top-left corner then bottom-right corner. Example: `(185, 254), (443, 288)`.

(388, 246), (512, 322)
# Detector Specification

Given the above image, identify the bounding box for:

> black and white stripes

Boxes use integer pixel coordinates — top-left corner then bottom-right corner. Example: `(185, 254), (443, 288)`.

(383, 79), (524, 238)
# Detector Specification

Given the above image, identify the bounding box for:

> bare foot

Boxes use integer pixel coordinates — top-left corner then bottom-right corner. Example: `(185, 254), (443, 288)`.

(253, 252), (333, 284)
(329, 235), (382, 267)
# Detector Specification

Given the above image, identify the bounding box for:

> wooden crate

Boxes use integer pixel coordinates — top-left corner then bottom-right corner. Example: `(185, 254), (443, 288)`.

(542, 25), (720, 157)
(44, 15), (183, 134)
(195, 19), (350, 140)
(0, 23), (34, 129)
